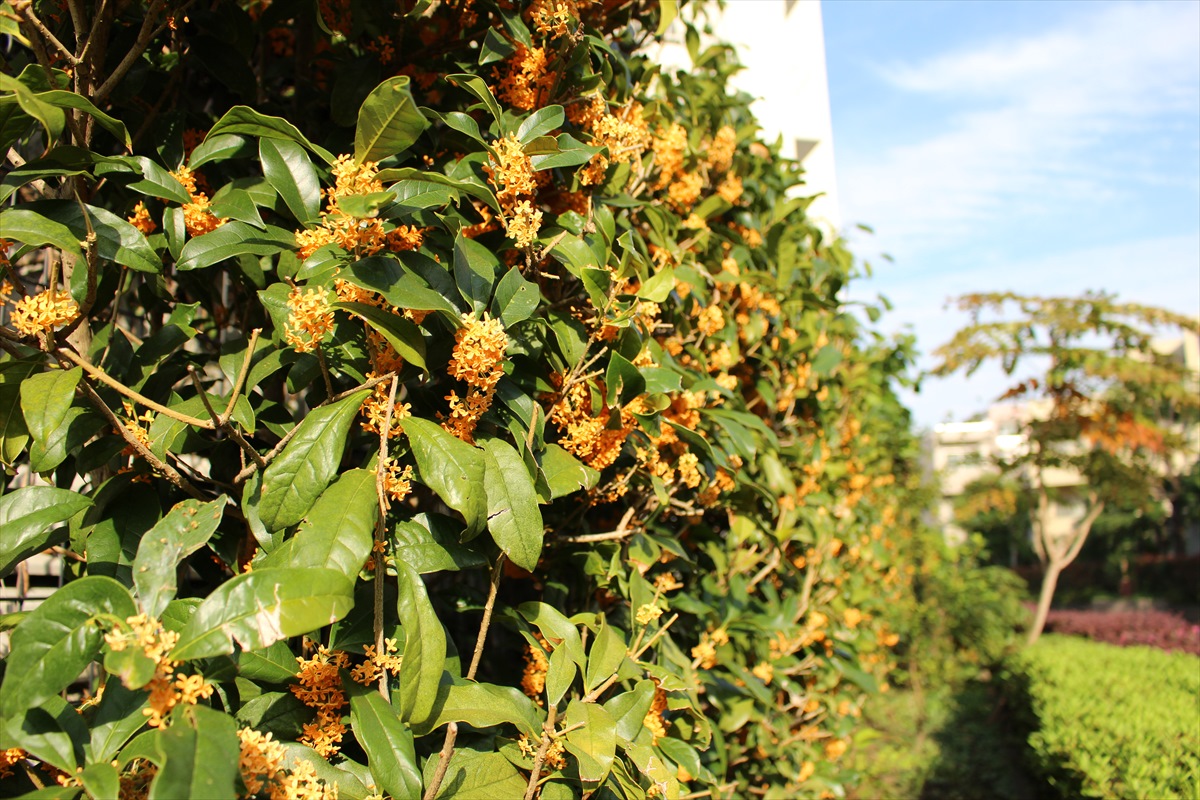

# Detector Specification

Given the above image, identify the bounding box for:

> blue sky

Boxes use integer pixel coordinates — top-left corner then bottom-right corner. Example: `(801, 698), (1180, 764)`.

(821, 0), (1200, 427)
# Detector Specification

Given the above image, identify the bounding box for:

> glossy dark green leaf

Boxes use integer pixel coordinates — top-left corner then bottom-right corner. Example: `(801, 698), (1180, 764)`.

(355, 76), (428, 163)
(104, 645), (158, 690)
(170, 567), (355, 661)
(545, 646), (575, 706)
(426, 109), (488, 147)
(208, 187), (265, 229)
(257, 389), (370, 532)
(0, 576), (134, 716)
(333, 301), (428, 372)
(48, 200), (159, 273)
(478, 27), (517, 65)
(423, 747), (528, 799)
(89, 680), (149, 762)
(375, 165), (497, 209)
(0, 207), (81, 260)
(564, 699), (617, 784)
(348, 685), (422, 800)
(235, 691), (309, 738)
(148, 705), (239, 800)
(256, 469), (377, 577)
(415, 677), (541, 737)
(0, 73), (65, 143)
(396, 560), (446, 726)
(2, 696), (88, 772)
(343, 256), (461, 320)
(539, 444), (599, 499)
(176, 221), (294, 271)
(35, 89), (130, 147)
(258, 134), (321, 226)
(392, 515), (487, 574)
(0, 486), (92, 578)
(386, 178), (458, 213)
(19, 366), (80, 472)
(518, 602), (585, 671)
(517, 105), (565, 144)
(103, 155), (191, 204)
(603, 679), (656, 743)
(133, 495), (227, 618)
(453, 231), (499, 313)
(445, 73), (504, 127)
(79, 761), (121, 800)
(235, 640), (301, 683)
(0, 382), (30, 465)
(638, 266), (675, 302)
(404, 417), (486, 536)
(490, 266), (540, 328)
(206, 106), (334, 164)
(188, 133), (251, 168)
(482, 438), (544, 572)
(606, 352), (645, 407)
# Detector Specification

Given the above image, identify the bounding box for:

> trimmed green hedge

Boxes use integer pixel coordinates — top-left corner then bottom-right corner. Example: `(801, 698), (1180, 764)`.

(1010, 634), (1200, 799)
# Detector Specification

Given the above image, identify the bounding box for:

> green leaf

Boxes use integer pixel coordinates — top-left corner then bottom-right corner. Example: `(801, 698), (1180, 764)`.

(482, 438), (544, 571)
(478, 27), (517, 65)
(188, 133), (251, 168)
(603, 680), (656, 743)
(518, 602), (585, 671)
(343, 255), (461, 320)
(206, 106), (334, 164)
(95, 155), (191, 204)
(0, 73), (64, 144)
(170, 568), (355, 661)
(564, 699), (617, 784)
(606, 352), (645, 407)
(393, 515), (488, 574)
(490, 266), (540, 328)
(19, 366), (80, 470)
(1, 201), (161, 273)
(235, 640), (301, 684)
(348, 685), (422, 800)
(657, 0), (679, 35)
(133, 495), (227, 618)
(2, 696), (88, 773)
(423, 747), (528, 799)
(453, 231), (500, 313)
(104, 645), (158, 690)
(149, 705), (239, 800)
(404, 417), (486, 537)
(416, 677), (542, 737)
(333, 302), (428, 372)
(235, 691), (308, 738)
(517, 105), (565, 144)
(79, 761), (121, 800)
(638, 267), (675, 303)
(812, 343), (843, 376)
(445, 74), (504, 128)
(375, 166), (496, 209)
(528, 133), (602, 171)
(176, 221), (295, 271)
(209, 187), (265, 229)
(0, 486), (92, 578)
(256, 469), (377, 577)
(89, 680), (150, 762)
(545, 646), (575, 706)
(386, 178), (458, 213)
(585, 619), (627, 693)
(539, 444), (599, 499)
(0, 576), (135, 716)
(33, 89), (131, 148)
(257, 390), (370, 532)
(396, 560), (447, 726)
(0, 376), (31, 465)
(355, 76), (429, 163)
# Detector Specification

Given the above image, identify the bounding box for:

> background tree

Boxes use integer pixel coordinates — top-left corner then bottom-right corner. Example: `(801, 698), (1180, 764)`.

(932, 292), (1199, 644)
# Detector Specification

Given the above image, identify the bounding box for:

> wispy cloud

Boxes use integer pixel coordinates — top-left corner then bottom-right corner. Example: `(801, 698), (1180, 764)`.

(838, 1), (1200, 256)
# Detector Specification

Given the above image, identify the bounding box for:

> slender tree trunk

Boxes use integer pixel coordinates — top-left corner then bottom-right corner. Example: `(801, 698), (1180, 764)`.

(1027, 559), (1063, 645)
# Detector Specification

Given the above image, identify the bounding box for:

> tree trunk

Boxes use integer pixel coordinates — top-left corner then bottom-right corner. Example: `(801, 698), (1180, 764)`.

(1027, 559), (1063, 645)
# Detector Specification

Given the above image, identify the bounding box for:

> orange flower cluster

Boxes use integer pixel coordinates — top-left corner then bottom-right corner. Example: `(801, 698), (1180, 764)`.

(171, 166), (227, 237)
(484, 135), (543, 249)
(284, 286), (336, 353)
(496, 44), (553, 111)
(574, 99), (651, 186)
(379, 459), (414, 507)
(290, 645), (349, 757)
(350, 638), (404, 684)
(103, 614), (213, 728)
(520, 635), (551, 704)
(706, 125), (737, 174)
(127, 201), (156, 234)
(642, 683), (668, 744)
(549, 379), (639, 471)
(443, 313), (508, 443)
(0, 748), (25, 779)
(8, 288), (79, 338)
(238, 728), (337, 800)
(360, 380), (412, 439)
(529, 0), (579, 39)
(118, 401), (155, 457)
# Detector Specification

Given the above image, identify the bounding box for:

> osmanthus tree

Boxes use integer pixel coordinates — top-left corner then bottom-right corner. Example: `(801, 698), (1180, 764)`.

(0, 1), (922, 798)
(933, 292), (1199, 644)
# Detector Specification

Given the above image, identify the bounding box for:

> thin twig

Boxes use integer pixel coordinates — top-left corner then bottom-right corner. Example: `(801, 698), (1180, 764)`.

(373, 376), (399, 698)
(559, 507), (636, 543)
(16, 4), (78, 64)
(523, 703), (559, 800)
(188, 366), (265, 469)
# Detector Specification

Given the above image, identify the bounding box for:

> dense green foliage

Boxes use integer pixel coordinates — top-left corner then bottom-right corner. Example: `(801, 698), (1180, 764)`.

(0, 1), (927, 798)
(1008, 635), (1200, 799)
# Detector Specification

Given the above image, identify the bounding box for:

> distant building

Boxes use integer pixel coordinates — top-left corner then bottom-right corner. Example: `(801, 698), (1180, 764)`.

(654, 0), (840, 232)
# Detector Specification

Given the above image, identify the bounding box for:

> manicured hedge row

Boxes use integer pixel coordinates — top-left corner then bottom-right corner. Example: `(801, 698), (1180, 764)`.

(1008, 635), (1200, 799)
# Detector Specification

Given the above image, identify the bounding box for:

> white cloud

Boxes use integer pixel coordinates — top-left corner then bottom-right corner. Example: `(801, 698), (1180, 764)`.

(837, 1), (1200, 257)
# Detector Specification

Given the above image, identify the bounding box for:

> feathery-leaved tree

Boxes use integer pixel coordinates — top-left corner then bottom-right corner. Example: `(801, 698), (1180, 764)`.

(933, 292), (1199, 644)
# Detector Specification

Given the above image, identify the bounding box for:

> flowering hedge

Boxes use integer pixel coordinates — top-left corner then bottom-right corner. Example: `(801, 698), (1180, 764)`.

(0, 1), (922, 798)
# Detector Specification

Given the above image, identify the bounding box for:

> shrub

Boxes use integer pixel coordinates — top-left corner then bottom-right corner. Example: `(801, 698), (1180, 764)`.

(1044, 609), (1200, 655)
(0, 1), (922, 798)
(1007, 635), (1200, 799)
